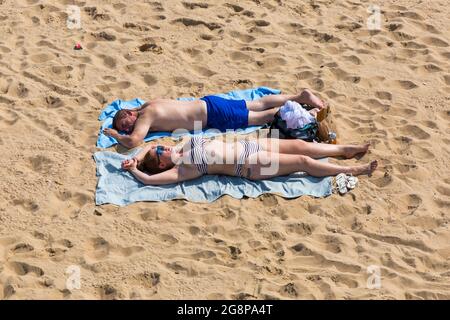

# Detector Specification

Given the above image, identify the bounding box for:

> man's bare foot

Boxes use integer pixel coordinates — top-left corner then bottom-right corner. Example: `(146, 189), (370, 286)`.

(297, 89), (326, 110)
(343, 143), (370, 159)
(351, 160), (378, 176)
(308, 107), (320, 118)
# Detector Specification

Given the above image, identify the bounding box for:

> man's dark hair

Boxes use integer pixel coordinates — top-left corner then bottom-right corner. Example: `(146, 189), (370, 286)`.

(112, 109), (128, 130)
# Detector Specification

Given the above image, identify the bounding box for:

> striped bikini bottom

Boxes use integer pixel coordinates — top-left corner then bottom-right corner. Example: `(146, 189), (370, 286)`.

(235, 140), (261, 177)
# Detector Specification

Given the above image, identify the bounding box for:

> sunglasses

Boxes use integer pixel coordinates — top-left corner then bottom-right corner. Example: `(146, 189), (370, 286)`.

(155, 145), (165, 165)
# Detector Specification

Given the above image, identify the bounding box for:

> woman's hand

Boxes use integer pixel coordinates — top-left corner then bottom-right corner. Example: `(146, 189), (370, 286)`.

(121, 157), (138, 171)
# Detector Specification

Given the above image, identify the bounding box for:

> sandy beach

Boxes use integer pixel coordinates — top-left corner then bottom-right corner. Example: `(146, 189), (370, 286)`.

(0, 0), (449, 299)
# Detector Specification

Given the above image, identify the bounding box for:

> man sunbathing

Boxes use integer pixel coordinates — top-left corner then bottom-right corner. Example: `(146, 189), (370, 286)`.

(103, 89), (326, 149)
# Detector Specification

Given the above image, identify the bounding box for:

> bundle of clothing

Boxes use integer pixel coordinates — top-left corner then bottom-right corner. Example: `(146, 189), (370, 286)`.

(269, 100), (319, 141)
(279, 100), (316, 129)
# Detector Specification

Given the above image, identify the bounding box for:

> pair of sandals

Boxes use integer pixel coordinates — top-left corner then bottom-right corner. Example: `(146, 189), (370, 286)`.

(334, 173), (358, 195)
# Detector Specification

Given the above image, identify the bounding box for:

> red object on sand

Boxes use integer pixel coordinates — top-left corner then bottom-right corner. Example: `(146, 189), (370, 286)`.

(74, 43), (82, 50)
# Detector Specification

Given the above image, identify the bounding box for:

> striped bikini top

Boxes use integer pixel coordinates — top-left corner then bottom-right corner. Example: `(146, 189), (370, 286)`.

(188, 136), (261, 177)
(189, 136), (209, 174)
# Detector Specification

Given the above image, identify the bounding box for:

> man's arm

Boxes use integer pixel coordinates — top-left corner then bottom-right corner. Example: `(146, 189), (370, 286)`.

(103, 128), (142, 149)
(126, 112), (152, 148)
(103, 110), (153, 149)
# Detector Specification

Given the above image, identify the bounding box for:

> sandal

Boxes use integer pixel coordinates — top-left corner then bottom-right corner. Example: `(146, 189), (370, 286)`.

(335, 173), (348, 195)
(346, 175), (358, 189)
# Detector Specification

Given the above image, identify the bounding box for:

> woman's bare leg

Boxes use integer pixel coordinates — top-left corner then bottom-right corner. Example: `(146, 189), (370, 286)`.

(258, 138), (370, 159)
(246, 152), (378, 179)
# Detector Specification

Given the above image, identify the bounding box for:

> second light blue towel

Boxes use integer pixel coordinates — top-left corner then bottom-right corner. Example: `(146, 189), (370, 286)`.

(94, 150), (333, 205)
(97, 86), (281, 148)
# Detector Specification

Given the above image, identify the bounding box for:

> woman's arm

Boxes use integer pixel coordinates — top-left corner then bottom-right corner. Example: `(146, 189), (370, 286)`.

(133, 144), (154, 163)
(129, 165), (201, 185)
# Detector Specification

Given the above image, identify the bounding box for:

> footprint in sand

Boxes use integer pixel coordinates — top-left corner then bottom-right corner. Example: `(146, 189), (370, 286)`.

(401, 194), (423, 213)
(147, 1), (164, 12)
(8, 81), (29, 98)
(182, 2), (209, 9)
(421, 36), (448, 47)
(7, 261), (44, 277)
(399, 124), (430, 140)
(247, 20), (270, 27)
(296, 70), (315, 80)
(371, 171), (393, 188)
(124, 62), (152, 74)
(280, 283), (299, 298)
(363, 98), (390, 112)
(330, 274), (359, 289)
(46, 247), (67, 261)
(99, 284), (121, 300)
(142, 74), (158, 86)
(96, 81), (131, 92)
(395, 80), (419, 90)
(84, 6), (110, 21)
(224, 3), (244, 12)
(31, 45), (58, 56)
(11, 243), (34, 254)
(54, 188), (89, 208)
(409, 144), (435, 161)
(173, 18), (222, 31)
(307, 78), (325, 91)
(443, 75), (450, 86)
(285, 222), (315, 236)
(375, 91), (393, 100)
(138, 43), (163, 54)
(98, 55), (116, 68)
(229, 51), (252, 62)
(343, 55), (361, 65)
(12, 199), (39, 212)
(229, 30), (255, 43)
(436, 184), (450, 197)
(136, 271), (160, 288)
(86, 237), (144, 261)
(192, 65), (216, 77)
(159, 234), (178, 245)
(28, 155), (53, 173)
(199, 33), (217, 41)
(191, 250), (216, 260)
(91, 31), (116, 42)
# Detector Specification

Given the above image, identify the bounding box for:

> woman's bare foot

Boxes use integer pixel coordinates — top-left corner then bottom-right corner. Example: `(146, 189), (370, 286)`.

(351, 160), (378, 176)
(343, 143), (370, 159)
(297, 89), (326, 110)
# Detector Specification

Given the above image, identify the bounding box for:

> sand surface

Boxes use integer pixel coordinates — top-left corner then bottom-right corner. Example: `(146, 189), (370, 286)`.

(0, 0), (449, 299)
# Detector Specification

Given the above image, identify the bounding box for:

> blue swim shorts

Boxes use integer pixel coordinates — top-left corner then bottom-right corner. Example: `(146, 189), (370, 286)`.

(200, 95), (249, 132)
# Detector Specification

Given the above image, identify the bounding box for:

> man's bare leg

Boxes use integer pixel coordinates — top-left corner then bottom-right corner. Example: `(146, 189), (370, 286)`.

(248, 108), (280, 126)
(246, 89), (326, 112)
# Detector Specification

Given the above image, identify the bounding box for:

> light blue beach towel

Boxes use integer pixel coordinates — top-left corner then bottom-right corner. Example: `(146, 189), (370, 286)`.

(97, 87), (281, 148)
(94, 150), (333, 205)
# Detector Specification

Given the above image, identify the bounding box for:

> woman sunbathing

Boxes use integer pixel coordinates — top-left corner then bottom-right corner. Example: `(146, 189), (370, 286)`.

(121, 137), (378, 185)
